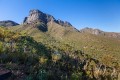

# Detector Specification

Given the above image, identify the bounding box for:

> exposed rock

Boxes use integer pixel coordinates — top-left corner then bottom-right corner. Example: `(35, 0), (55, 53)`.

(23, 17), (27, 23)
(23, 9), (72, 27)
(0, 20), (19, 27)
(55, 19), (72, 27)
(37, 23), (48, 32)
(23, 9), (55, 24)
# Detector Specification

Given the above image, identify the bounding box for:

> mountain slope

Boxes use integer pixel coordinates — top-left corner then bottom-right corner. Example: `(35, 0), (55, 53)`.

(1, 26), (120, 80)
(8, 9), (120, 65)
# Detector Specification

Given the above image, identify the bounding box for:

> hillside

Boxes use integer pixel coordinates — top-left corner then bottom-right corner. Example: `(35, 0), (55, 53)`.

(1, 25), (119, 80)
(0, 9), (120, 80)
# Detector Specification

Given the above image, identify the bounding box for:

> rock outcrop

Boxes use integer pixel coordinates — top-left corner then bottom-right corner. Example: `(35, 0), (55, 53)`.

(23, 9), (50, 23)
(55, 19), (72, 27)
(0, 20), (19, 27)
(23, 9), (72, 27)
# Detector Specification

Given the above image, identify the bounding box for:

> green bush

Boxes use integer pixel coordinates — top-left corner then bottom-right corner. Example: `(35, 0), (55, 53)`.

(71, 72), (82, 80)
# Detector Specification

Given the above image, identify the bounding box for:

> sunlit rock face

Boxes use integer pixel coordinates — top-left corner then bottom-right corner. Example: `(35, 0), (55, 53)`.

(23, 9), (56, 24)
(27, 9), (41, 23)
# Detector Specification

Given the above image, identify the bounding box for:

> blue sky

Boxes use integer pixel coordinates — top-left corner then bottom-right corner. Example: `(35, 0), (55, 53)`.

(0, 0), (120, 32)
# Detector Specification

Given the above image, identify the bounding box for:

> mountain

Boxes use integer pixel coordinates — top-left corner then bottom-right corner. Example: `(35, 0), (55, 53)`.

(23, 9), (72, 27)
(0, 20), (19, 27)
(23, 9), (120, 39)
(22, 9), (77, 33)
(0, 9), (120, 80)
(80, 27), (120, 39)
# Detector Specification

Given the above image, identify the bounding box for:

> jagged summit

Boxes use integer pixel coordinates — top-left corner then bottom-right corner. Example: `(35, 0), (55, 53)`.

(23, 9), (55, 24)
(23, 9), (72, 27)
(0, 20), (19, 27)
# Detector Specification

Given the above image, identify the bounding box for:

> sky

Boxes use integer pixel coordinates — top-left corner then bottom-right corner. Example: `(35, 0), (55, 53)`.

(0, 0), (120, 32)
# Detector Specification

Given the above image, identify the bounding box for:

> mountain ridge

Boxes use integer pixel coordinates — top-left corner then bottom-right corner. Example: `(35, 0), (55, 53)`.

(23, 9), (72, 27)
(80, 27), (120, 39)
(0, 20), (19, 27)
(22, 9), (120, 39)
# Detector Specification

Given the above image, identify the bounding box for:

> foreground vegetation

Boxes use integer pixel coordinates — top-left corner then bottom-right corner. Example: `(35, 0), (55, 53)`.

(0, 26), (120, 80)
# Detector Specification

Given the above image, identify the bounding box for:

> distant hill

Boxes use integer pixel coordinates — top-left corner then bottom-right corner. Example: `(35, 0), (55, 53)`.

(0, 20), (19, 27)
(80, 27), (120, 39)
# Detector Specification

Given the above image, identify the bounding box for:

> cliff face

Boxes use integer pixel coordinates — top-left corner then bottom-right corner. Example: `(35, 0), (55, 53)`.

(23, 9), (52, 23)
(0, 20), (19, 27)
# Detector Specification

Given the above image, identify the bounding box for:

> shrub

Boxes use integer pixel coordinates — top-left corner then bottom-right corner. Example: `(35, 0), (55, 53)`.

(71, 72), (82, 80)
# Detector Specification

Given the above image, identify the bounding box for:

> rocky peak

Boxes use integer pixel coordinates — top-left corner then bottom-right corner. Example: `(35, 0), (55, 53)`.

(23, 9), (47, 23)
(23, 9), (72, 27)
(0, 20), (19, 27)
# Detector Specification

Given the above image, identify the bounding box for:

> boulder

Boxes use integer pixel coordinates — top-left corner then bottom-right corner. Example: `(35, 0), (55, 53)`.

(0, 70), (12, 80)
